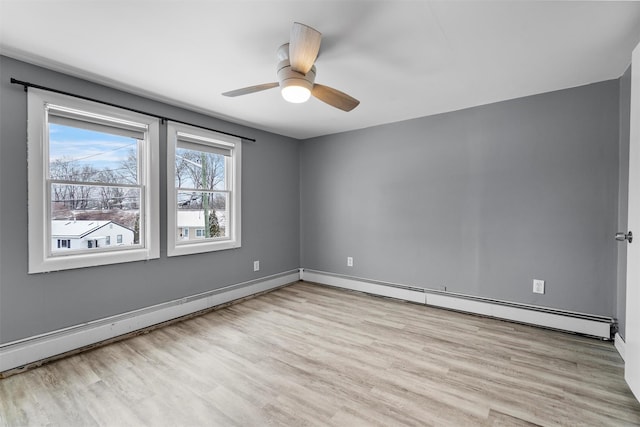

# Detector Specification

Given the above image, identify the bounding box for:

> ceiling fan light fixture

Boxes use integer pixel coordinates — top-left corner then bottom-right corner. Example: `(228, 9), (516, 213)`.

(281, 80), (312, 103)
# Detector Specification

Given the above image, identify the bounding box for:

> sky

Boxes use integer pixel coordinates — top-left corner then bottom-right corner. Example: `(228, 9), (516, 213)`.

(49, 123), (138, 175)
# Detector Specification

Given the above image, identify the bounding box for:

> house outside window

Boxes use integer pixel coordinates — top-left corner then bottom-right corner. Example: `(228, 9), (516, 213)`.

(27, 88), (159, 273)
(166, 122), (241, 256)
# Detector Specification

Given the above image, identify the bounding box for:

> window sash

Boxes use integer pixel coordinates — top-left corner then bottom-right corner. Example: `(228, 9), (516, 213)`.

(50, 179), (141, 189)
(175, 189), (230, 242)
(48, 183), (145, 256)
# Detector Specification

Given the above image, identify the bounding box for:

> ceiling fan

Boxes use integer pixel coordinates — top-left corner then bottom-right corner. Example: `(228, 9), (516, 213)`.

(222, 22), (360, 112)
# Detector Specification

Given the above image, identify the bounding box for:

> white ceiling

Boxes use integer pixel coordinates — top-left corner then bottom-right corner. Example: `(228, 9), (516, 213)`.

(2, 1), (640, 140)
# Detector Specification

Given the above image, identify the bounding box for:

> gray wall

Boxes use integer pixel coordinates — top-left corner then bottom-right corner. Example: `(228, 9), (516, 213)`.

(300, 80), (621, 317)
(0, 56), (300, 344)
(617, 65), (632, 338)
(0, 54), (629, 344)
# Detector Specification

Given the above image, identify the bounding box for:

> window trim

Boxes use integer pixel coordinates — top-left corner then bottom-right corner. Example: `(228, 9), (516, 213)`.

(166, 121), (241, 257)
(27, 88), (160, 273)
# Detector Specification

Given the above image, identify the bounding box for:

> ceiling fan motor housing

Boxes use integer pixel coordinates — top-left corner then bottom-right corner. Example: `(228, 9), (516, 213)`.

(277, 59), (316, 94)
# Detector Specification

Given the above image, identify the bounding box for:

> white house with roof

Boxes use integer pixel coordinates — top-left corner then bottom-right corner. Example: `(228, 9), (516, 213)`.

(51, 220), (134, 252)
(177, 210), (227, 241)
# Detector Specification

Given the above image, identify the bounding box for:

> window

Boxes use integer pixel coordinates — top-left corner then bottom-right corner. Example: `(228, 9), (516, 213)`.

(106, 236), (111, 245)
(117, 234), (123, 244)
(167, 121), (241, 256)
(28, 88), (159, 273)
(182, 228), (189, 239)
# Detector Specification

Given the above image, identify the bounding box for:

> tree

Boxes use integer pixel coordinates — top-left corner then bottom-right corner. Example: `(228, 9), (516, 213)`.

(209, 210), (221, 237)
(97, 169), (125, 209)
(175, 149), (225, 194)
(133, 216), (140, 244)
(120, 148), (138, 184)
(201, 153), (210, 237)
(49, 158), (98, 210)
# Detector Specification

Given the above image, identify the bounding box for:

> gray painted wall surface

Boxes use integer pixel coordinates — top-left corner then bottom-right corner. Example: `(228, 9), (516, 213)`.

(617, 65), (632, 339)
(0, 54), (628, 344)
(0, 56), (300, 344)
(301, 80), (621, 317)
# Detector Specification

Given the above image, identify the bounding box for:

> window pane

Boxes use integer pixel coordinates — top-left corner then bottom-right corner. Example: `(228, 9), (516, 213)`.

(176, 191), (229, 240)
(175, 148), (225, 190)
(50, 183), (141, 253)
(49, 123), (139, 185)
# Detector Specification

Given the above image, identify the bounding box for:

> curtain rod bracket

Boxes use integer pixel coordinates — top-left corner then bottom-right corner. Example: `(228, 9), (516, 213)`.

(11, 78), (28, 92)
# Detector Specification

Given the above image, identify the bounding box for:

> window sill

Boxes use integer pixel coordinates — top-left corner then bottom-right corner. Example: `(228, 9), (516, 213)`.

(167, 239), (241, 257)
(28, 247), (159, 274)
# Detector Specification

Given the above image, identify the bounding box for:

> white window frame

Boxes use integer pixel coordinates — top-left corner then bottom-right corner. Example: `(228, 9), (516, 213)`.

(27, 88), (160, 273)
(166, 121), (241, 256)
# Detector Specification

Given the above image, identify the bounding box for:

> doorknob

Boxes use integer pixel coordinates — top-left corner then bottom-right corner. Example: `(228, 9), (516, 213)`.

(616, 231), (633, 243)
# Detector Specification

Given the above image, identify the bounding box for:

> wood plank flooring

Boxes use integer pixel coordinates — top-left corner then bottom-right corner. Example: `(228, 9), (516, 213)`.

(1, 281), (639, 426)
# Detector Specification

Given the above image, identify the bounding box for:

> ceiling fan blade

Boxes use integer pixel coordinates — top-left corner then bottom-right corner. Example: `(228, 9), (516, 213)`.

(222, 82), (279, 97)
(312, 84), (360, 112)
(289, 22), (321, 74)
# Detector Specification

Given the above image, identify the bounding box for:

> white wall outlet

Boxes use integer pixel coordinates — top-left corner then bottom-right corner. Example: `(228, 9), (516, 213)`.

(533, 279), (545, 294)
(347, 256), (353, 267)
(253, 260), (260, 272)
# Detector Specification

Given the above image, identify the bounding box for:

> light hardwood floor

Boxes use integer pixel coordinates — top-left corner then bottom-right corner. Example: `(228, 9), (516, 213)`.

(1, 281), (639, 426)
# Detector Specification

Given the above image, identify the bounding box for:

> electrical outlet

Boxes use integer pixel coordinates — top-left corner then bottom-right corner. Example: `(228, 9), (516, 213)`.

(347, 256), (353, 267)
(253, 260), (260, 272)
(533, 279), (545, 294)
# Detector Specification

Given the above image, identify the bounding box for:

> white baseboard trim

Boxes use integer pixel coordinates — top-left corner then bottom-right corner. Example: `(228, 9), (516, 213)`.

(425, 292), (612, 339)
(302, 270), (425, 304)
(615, 333), (626, 361)
(302, 269), (613, 340)
(0, 270), (300, 373)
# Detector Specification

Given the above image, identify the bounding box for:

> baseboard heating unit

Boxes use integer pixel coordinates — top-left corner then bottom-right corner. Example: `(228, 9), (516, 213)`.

(301, 269), (615, 340)
(0, 270), (300, 375)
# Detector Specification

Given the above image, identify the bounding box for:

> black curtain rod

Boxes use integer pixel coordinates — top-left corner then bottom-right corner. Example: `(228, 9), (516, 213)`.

(10, 78), (257, 142)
